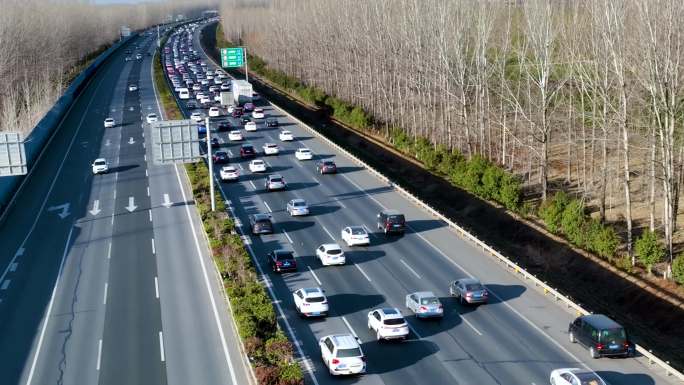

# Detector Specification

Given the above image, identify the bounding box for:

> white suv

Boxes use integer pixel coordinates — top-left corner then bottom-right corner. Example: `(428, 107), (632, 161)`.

(316, 243), (345, 266)
(367, 308), (409, 341)
(319, 334), (366, 376)
(293, 287), (328, 317)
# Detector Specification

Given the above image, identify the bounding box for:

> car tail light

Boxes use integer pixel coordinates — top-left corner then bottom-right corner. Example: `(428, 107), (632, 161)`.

(623, 342), (630, 348)
(275, 261), (283, 266)
(331, 358), (339, 365)
(361, 356), (366, 362)
(419, 306), (427, 312)
(466, 293), (472, 298)
(596, 343), (604, 350)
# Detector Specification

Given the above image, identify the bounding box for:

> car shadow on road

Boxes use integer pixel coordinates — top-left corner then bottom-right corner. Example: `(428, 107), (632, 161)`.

(285, 182), (319, 192)
(107, 164), (139, 174)
(308, 204), (342, 216)
(406, 219), (447, 234)
(361, 339), (439, 375)
(596, 371), (655, 385)
(331, 186), (393, 200)
(325, 293), (386, 317)
(335, 166), (364, 174)
(483, 284), (526, 304)
(276, 220), (316, 232)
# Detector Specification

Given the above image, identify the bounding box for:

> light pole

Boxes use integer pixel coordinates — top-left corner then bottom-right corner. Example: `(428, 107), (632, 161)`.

(205, 116), (216, 212)
(244, 47), (248, 83)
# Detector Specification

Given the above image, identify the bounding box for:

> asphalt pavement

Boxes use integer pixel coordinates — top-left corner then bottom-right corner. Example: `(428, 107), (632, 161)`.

(187, 21), (680, 385)
(0, 26), (251, 385)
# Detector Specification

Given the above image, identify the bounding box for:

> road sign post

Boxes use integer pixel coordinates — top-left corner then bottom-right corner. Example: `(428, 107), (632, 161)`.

(220, 47), (248, 82)
(0, 132), (27, 176)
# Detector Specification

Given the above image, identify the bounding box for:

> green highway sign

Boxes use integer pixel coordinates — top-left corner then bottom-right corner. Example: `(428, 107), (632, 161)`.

(220, 47), (244, 68)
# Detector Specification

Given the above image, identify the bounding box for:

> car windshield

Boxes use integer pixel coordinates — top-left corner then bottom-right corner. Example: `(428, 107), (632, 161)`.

(327, 248), (342, 255)
(576, 372), (604, 385)
(94, 160), (106, 166)
(466, 283), (484, 291)
(387, 215), (405, 223)
(383, 318), (405, 326)
(420, 297), (439, 305)
(253, 161), (264, 165)
(293, 201), (306, 207)
(305, 296), (325, 303)
(324, 161), (335, 166)
(600, 328), (626, 343)
(270, 178), (282, 183)
(336, 348), (362, 358)
(275, 252), (293, 260)
(350, 227), (366, 235)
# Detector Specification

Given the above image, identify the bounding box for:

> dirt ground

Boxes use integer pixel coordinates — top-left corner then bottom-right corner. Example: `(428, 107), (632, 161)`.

(202, 28), (684, 371)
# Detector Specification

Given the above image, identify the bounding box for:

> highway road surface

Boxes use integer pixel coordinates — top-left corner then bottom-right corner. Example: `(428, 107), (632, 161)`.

(182, 21), (680, 385)
(0, 26), (251, 385)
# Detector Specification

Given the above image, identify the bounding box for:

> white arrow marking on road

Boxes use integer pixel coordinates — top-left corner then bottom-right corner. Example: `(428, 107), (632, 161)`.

(1, 280), (10, 290)
(9, 263), (18, 272)
(47, 203), (71, 219)
(125, 197), (137, 212)
(128, 137), (135, 145)
(15, 248), (25, 258)
(162, 194), (172, 208)
(89, 200), (101, 216)
(105, 139), (111, 147)
(129, 107), (134, 111)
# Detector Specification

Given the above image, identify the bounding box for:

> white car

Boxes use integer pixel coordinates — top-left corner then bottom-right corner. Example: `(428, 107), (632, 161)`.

(251, 108), (265, 119)
(316, 243), (345, 266)
(279, 130), (294, 141)
(341, 226), (369, 246)
(549, 368), (607, 385)
(227, 105), (236, 113)
(367, 308), (409, 341)
(405, 291), (444, 319)
(103, 118), (115, 128)
(295, 148), (313, 160)
(319, 334), (366, 376)
(244, 121), (257, 131)
(146, 113), (158, 123)
(200, 96), (211, 105)
(248, 159), (267, 173)
(91, 158), (108, 174)
(228, 130), (243, 141)
(219, 165), (239, 182)
(195, 92), (205, 100)
(128, 84), (138, 91)
(190, 112), (203, 122)
(214, 94), (222, 102)
(287, 199), (309, 216)
(208, 107), (220, 117)
(192, 84), (201, 91)
(262, 143), (279, 155)
(293, 287), (328, 317)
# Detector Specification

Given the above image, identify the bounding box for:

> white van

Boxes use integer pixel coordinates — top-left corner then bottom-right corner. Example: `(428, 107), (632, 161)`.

(178, 88), (190, 100)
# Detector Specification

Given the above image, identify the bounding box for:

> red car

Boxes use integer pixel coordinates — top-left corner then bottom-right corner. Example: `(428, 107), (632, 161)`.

(240, 144), (256, 158)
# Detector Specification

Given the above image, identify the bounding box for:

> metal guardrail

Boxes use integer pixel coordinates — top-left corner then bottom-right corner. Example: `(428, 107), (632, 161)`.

(199, 26), (684, 383)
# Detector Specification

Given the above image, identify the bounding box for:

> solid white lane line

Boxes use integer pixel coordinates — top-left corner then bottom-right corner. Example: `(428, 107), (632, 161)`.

(283, 230), (293, 244)
(341, 173), (388, 210)
(362, 224), (377, 238)
(400, 259), (422, 279)
(1, 280), (10, 290)
(107, 242), (112, 260)
(159, 331), (165, 362)
(237, 163), (243, 170)
(147, 186), (150, 197)
(227, 150), (233, 156)
(155, 277), (159, 299)
(96, 339), (103, 371)
(461, 316), (483, 336)
(307, 265), (322, 286)
(113, 188), (117, 200)
(354, 264), (372, 282)
(321, 225), (336, 241)
(263, 201), (272, 213)
(149, 209), (152, 222)
(248, 180), (256, 189)
(145, 169), (148, 177)
(25, 226), (74, 385)
(342, 316), (361, 343)
(172, 165), (239, 385)
(151, 238), (156, 254)
(103, 282), (108, 305)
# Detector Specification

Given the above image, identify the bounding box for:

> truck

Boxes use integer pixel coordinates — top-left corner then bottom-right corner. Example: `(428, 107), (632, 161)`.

(220, 91), (232, 106)
(231, 80), (253, 106)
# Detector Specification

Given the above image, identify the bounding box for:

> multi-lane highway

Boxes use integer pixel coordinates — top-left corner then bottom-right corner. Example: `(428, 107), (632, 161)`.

(0, 25), (250, 385)
(182, 21), (679, 385)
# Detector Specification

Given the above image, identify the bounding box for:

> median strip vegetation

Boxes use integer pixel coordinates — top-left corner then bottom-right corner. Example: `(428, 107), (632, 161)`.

(153, 28), (303, 385)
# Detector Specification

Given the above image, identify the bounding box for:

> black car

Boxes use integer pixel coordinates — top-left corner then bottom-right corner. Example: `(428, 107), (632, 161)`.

(569, 314), (633, 359)
(217, 121), (231, 131)
(267, 250), (297, 273)
(316, 160), (337, 174)
(241, 116), (251, 124)
(250, 213), (273, 235)
(266, 118), (279, 128)
(211, 137), (220, 147)
(240, 144), (256, 158)
(377, 209), (406, 234)
(212, 151), (229, 164)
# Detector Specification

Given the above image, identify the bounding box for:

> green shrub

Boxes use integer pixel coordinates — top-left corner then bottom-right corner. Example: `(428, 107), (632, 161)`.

(481, 165), (504, 201)
(265, 330), (293, 365)
(673, 253), (684, 285)
(390, 127), (413, 153)
(539, 191), (570, 234)
(634, 230), (665, 274)
(498, 173), (522, 210)
(585, 218), (619, 259)
(436, 150), (463, 176)
(462, 155), (489, 195)
(278, 362), (304, 385)
(561, 199), (587, 247)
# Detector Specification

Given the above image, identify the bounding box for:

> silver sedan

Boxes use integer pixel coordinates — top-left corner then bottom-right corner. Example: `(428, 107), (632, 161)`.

(405, 291), (443, 319)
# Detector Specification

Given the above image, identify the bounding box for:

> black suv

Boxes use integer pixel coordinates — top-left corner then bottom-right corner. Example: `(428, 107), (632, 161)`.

(268, 250), (297, 273)
(249, 214), (273, 235)
(376, 209), (405, 235)
(266, 118), (279, 128)
(568, 314), (633, 359)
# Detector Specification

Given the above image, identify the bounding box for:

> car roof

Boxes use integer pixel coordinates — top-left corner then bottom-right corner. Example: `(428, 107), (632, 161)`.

(378, 308), (402, 317)
(413, 291), (437, 298)
(321, 243), (340, 249)
(252, 213), (271, 221)
(230, 130), (240, 134)
(105, 117), (114, 121)
(381, 209), (403, 216)
(348, 225), (365, 231)
(221, 165), (236, 170)
(264, 143), (277, 146)
(269, 174), (283, 179)
(94, 158), (106, 162)
(581, 314), (623, 329)
(273, 249), (293, 255)
(328, 334), (359, 349)
(290, 198), (306, 204)
(302, 287), (323, 296)
(458, 277), (481, 285)
(298, 148), (311, 151)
